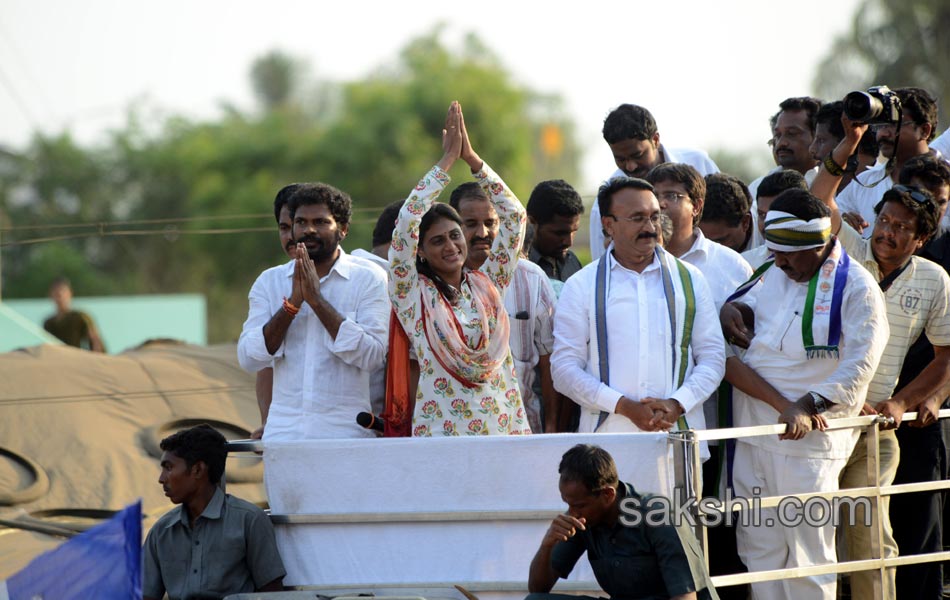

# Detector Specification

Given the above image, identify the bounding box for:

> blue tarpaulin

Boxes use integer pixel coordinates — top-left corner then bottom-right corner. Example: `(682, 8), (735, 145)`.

(0, 500), (141, 600)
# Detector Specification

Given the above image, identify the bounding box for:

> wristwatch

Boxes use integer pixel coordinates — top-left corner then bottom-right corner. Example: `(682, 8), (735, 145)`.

(809, 391), (829, 414)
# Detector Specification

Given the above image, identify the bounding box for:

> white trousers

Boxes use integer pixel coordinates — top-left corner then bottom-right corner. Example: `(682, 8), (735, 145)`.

(733, 442), (848, 600)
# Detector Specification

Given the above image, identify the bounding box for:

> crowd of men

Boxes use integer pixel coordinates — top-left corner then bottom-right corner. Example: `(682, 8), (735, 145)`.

(145, 87), (950, 600)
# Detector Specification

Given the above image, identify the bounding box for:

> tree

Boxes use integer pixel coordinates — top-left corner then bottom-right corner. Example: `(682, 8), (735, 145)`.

(250, 51), (299, 111)
(1, 33), (582, 344)
(814, 0), (950, 123)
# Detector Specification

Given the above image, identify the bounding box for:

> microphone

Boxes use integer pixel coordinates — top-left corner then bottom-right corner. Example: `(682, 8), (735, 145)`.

(356, 412), (385, 433)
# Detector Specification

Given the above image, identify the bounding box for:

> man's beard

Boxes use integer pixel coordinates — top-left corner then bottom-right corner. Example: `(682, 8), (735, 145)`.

(298, 233), (340, 262)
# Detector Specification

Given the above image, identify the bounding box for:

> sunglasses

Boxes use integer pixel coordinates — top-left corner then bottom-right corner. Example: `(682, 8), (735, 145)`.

(892, 184), (934, 207)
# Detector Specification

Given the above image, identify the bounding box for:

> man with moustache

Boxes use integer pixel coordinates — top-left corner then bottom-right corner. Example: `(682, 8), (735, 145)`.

(552, 177), (724, 445)
(238, 183), (390, 441)
(746, 97), (823, 248)
(589, 104), (719, 260)
(449, 183), (560, 432)
(721, 189), (889, 600)
(813, 121), (950, 598)
(835, 87), (945, 238)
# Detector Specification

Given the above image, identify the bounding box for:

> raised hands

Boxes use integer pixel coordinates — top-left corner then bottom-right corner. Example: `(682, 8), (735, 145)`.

(459, 103), (483, 173)
(437, 101), (463, 172)
(291, 242), (322, 308)
(436, 100), (484, 173)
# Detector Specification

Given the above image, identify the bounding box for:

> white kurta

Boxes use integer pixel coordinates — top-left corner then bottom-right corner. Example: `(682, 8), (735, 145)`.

(551, 250), (725, 455)
(237, 252), (390, 441)
(732, 250), (889, 459)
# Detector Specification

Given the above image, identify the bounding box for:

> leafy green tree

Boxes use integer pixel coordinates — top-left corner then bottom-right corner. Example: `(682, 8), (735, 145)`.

(1, 32), (581, 344)
(814, 0), (950, 122)
(250, 51), (300, 111)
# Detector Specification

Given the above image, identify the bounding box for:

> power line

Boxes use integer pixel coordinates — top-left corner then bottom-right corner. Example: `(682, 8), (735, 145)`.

(0, 218), (381, 248)
(0, 205), (394, 233)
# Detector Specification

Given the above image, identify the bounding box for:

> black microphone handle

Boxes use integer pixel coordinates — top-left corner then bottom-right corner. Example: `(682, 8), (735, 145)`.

(356, 411), (385, 433)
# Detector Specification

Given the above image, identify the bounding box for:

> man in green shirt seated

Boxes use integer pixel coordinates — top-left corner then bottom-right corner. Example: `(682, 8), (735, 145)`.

(528, 444), (718, 600)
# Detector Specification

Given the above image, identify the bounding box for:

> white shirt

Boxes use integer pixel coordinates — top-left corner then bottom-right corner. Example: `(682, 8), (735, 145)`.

(747, 165), (819, 248)
(589, 145), (719, 260)
(835, 163), (892, 240)
(837, 144), (950, 239)
(677, 229), (752, 432)
(237, 251), (390, 441)
(732, 249), (889, 459)
(349, 248), (391, 415)
(350, 248), (389, 270)
(931, 126), (950, 158)
(503, 259), (557, 432)
(741, 244), (772, 271)
(679, 229), (752, 309)
(551, 250), (725, 444)
(836, 223), (950, 405)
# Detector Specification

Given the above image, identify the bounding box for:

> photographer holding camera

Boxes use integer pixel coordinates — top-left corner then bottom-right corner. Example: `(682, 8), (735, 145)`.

(834, 86), (945, 238)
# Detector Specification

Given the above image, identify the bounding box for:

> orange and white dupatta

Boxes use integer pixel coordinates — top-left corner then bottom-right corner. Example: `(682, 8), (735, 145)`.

(420, 270), (510, 389)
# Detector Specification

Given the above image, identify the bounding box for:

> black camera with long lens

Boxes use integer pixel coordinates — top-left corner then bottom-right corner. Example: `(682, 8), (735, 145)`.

(843, 85), (901, 124)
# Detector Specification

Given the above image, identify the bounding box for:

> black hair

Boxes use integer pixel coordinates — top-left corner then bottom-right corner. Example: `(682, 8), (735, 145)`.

(448, 182), (489, 212)
(160, 424), (227, 485)
(815, 101), (845, 141)
(859, 129), (880, 158)
(646, 163), (706, 226)
(558, 444), (619, 493)
(602, 104), (658, 144)
(895, 87), (938, 141)
(287, 182), (352, 227)
(899, 154), (950, 191)
(757, 169), (808, 200)
(769, 188), (831, 221)
(778, 96), (823, 133)
(703, 173), (751, 226)
(874, 185), (939, 239)
(596, 176), (654, 220)
(273, 183), (302, 223)
(526, 179), (585, 225)
(418, 203), (464, 303)
(372, 201), (404, 248)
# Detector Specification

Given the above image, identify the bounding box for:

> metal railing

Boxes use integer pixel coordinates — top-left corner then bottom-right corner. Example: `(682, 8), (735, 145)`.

(226, 410), (950, 599)
(669, 409), (950, 598)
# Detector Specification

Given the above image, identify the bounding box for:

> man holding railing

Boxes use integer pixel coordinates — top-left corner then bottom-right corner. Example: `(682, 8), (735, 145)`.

(811, 119), (950, 600)
(721, 189), (889, 600)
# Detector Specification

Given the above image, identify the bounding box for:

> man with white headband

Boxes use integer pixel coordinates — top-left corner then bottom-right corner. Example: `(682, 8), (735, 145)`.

(720, 188), (889, 600)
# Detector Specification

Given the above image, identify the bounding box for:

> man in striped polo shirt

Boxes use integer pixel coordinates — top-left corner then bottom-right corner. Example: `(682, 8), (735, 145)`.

(812, 120), (950, 600)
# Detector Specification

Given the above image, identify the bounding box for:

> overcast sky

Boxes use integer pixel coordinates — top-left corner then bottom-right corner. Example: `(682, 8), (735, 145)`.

(0, 0), (863, 190)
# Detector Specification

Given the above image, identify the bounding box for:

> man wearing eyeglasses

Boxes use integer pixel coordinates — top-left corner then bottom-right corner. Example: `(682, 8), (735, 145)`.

(645, 164), (752, 309)
(835, 87), (946, 239)
(746, 97), (824, 249)
(588, 104), (720, 261)
(551, 177), (725, 443)
(811, 119), (950, 600)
